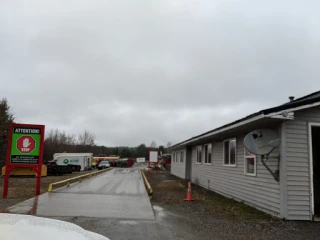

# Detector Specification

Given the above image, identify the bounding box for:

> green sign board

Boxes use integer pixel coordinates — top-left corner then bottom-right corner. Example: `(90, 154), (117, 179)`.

(10, 127), (43, 164)
(4, 123), (45, 199)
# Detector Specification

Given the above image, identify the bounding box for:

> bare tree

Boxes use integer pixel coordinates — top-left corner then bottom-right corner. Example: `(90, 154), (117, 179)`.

(66, 134), (76, 145)
(166, 141), (172, 148)
(78, 130), (95, 146)
(43, 129), (78, 160)
(150, 141), (157, 148)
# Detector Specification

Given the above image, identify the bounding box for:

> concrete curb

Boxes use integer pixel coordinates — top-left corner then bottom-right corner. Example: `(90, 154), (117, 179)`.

(140, 170), (153, 200)
(48, 167), (113, 192)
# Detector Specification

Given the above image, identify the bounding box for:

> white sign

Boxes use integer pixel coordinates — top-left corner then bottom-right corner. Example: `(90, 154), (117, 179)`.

(149, 151), (158, 163)
(136, 157), (146, 163)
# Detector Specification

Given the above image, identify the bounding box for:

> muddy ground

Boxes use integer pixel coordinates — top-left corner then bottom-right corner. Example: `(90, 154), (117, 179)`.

(0, 170), (96, 210)
(145, 170), (320, 240)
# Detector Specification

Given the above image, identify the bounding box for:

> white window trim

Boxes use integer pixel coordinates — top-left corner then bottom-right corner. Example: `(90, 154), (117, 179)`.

(244, 148), (257, 176)
(204, 143), (212, 165)
(223, 138), (237, 167)
(180, 150), (184, 164)
(196, 146), (202, 164)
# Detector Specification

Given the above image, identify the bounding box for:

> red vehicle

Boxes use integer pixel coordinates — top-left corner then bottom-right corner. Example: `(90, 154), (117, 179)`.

(163, 155), (171, 165)
(109, 160), (117, 167)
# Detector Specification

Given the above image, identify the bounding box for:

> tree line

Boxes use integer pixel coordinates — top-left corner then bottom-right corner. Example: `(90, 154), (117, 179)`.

(43, 128), (171, 163)
(0, 98), (172, 165)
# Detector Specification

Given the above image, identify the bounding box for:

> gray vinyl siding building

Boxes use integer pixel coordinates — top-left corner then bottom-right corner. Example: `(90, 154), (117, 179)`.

(190, 134), (281, 216)
(282, 107), (320, 220)
(169, 91), (320, 220)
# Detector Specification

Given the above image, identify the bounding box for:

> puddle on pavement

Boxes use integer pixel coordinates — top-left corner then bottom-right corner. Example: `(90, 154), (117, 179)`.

(119, 220), (138, 225)
(153, 206), (163, 211)
(114, 169), (138, 174)
(153, 205), (166, 218)
(1, 197), (39, 216)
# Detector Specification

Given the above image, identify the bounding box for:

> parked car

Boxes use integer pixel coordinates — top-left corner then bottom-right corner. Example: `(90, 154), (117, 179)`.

(109, 160), (117, 167)
(98, 161), (110, 170)
(117, 158), (134, 168)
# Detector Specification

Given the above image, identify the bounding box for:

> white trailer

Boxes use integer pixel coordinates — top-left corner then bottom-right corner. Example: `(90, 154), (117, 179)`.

(53, 153), (93, 171)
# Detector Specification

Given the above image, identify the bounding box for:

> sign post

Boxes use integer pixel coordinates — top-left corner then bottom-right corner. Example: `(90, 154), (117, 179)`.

(3, 123), (45, 199)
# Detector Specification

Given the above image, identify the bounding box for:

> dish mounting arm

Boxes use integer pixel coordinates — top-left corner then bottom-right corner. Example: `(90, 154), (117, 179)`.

(261, 151), (279, 181)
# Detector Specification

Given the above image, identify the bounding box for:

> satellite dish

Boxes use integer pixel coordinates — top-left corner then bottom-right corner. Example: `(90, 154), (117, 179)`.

(244, 129), (280, 156)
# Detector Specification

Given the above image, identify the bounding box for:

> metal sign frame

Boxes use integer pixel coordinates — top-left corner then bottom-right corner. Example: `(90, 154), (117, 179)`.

(3, 123), (45, 198)
(148, 150), (159, 173)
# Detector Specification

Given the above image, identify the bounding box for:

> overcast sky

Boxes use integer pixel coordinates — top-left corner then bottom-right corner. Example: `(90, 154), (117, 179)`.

(1, 0), (319, 147)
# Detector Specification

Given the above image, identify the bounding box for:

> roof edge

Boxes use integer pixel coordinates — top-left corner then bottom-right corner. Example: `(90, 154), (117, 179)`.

(168, 94), (320, 150)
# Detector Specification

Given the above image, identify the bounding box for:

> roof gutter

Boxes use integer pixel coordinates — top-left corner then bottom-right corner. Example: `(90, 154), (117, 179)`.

(169, 99), (320, 150)
(265, 101), (320, 118)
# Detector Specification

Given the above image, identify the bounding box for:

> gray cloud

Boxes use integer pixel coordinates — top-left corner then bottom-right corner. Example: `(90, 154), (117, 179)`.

(1, 0), (320, 146)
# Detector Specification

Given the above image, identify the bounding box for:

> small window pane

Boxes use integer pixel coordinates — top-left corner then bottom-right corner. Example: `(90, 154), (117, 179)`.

(230, 140), (236, 165)
(180, 151), (184, 163)
(208, 152), (212, 164)
(204, 145), (208, 163)
(247, 158), (255, 174)
(224, 141), (229, 164)
(197, 146), (202, 163)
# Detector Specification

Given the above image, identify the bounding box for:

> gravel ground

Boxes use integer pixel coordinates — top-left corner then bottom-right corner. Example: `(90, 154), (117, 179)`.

(145, 170), (320, 240)
(0, 170), (96, 211)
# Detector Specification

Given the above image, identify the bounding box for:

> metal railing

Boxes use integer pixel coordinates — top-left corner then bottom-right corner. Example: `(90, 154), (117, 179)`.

(48, 167), (113, 192)
(140, 169), (153, 199)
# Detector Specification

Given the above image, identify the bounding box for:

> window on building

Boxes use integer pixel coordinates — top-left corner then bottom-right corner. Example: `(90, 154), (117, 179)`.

(223, 139), (236, 166)
(204, 144), (212, 164)
(176, 151), (180, 163)
(196, 146), (202, 163)
(244, 148), (256, 176)
(180, 151), (184, 163)
(173, 152), (176, 163)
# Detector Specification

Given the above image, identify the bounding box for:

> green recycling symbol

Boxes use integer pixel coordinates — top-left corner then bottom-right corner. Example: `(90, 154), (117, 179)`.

(63, 159), (69, 164)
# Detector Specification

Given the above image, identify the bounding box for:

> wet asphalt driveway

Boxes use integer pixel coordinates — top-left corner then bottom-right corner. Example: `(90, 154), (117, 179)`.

(6, 168), (154, 220)
(6, 167), (320, 240)
(5, 167), (208, 239)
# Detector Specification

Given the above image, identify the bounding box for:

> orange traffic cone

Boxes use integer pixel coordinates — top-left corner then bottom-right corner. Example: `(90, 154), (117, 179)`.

(184, 181), (194, 201)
